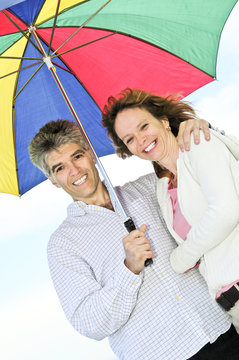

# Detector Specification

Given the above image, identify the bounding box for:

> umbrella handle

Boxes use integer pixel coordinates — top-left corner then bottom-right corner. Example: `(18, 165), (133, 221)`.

(124, 218), (153, 267)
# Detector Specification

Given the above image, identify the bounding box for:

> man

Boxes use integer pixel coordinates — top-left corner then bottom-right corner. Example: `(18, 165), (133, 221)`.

(29, 120), (239, 360)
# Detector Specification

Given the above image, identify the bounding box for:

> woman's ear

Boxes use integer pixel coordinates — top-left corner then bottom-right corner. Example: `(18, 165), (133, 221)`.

(161, 117), (170, 130)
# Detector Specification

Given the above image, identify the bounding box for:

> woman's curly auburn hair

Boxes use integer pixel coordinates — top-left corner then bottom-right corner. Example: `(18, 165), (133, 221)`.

(102, 88), (198, 178)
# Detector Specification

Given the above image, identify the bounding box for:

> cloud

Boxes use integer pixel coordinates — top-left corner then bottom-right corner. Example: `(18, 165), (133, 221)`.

(0, 286), (116, 360)
(194, 83), (239, 135)
(0, 180), (71, 242)
(220, 2), (239, 56)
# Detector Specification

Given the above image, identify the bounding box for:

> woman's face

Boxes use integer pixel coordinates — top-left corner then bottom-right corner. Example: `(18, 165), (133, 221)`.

(114, 107), (171, 162)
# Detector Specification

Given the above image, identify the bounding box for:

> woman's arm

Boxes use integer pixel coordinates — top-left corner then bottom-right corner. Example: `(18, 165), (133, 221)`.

(170, 134), (239, 273)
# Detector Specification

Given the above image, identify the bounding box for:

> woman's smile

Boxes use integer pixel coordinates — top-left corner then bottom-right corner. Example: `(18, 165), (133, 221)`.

(143, 139), (158, 153)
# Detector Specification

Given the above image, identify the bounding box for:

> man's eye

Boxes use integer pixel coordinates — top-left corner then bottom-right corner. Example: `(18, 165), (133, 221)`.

(141, 123), (148, 130)
(75, 154), (83, 159)
(56, 166), (63, 173)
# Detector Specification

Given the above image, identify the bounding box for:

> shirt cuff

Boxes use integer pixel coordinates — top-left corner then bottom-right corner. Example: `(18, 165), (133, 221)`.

(113, 261), (144, 294)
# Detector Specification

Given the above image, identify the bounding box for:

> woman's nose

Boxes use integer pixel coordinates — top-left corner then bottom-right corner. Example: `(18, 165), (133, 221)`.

(137, 133), (146, 146)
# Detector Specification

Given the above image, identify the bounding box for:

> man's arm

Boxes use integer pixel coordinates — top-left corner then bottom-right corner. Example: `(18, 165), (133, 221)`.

(48, 239), (143, 340)
(177, 119), (210, 152)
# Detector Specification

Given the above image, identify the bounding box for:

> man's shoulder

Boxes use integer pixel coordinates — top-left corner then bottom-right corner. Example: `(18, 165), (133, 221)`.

(116, 172), (157, 200)
(48, 202), (82, 244)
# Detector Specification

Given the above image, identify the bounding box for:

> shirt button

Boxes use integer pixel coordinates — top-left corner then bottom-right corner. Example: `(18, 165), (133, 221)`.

(175, 295), (180, 301)
(161, 273), (165, 277)
(132, 281), (138, 286)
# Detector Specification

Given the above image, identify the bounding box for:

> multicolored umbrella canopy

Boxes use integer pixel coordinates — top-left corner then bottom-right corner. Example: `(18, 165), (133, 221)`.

(0, 0), (238, 196)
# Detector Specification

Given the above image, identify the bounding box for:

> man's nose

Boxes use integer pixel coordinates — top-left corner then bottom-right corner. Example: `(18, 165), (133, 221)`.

(68, 162), (80, 175)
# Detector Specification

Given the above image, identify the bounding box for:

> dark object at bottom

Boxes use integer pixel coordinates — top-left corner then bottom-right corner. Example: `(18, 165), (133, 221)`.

(188, 325), (239, 360)
(216, 282), (239, 311)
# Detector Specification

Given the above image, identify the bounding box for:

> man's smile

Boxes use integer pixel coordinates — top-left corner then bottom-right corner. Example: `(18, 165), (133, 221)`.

(73, 174), (88, 186)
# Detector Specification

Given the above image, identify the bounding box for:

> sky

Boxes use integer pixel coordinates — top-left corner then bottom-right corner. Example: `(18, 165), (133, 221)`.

(1, 3), (239, 360)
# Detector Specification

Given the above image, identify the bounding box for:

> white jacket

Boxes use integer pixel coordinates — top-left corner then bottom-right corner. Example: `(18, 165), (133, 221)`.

(156, 130), (239, 298)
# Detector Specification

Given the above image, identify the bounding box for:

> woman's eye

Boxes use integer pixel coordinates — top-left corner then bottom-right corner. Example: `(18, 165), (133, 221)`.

(126, 137), (133, 144)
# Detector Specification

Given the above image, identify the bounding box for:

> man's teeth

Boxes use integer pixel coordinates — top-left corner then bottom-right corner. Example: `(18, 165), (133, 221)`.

(74, 175), (87, 185)
(145, 141), (156, 152)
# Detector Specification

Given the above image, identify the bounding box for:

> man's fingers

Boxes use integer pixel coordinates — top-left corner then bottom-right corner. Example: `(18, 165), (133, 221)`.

(177, 118), (210, 151)
(198, 119), (210, 141)
(177, 121), (191, 152)
(178, 129), (191, 152)
(139, 224), (147, 233)
(192, 127), (200, 145)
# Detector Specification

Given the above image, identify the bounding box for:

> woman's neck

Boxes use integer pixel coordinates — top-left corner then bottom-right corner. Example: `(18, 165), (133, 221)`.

(157, 137), (179, 177)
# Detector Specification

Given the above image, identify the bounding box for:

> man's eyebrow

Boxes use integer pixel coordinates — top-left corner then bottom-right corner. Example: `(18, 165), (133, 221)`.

(71, 149), (85, 157)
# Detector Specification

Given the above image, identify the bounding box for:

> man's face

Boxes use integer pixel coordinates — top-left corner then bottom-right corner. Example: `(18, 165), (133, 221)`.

(46, 143), (101, 202)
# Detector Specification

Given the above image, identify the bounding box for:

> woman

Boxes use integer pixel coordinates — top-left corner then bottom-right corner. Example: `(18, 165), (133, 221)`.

(102, 88), (239, 331)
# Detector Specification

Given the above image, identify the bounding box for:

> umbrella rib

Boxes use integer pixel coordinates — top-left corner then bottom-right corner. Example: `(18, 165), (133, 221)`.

(2, 10), (43, 56)
(0, 55), (42, 60)
(47, 0), (61, 56)
(51, 0), (112, 56)
(51, 32), (116, 58)
(14, 62), (44, 99)
(51, 61), (73, 74)
(0, 60), (42, 80)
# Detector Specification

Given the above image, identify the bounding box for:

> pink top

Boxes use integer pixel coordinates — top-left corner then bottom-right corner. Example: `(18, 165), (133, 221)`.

(168, 182), (191, 240)
(168, 180), (238, 298)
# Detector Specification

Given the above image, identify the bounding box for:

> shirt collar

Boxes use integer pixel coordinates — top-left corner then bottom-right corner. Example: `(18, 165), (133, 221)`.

(67, 181), (120, 217)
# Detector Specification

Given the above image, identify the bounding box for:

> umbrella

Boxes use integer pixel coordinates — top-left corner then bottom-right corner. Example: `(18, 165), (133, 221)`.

(0, 0), (237, 196)
(0, 0), (237, 226)
(0, 0), (237, 195)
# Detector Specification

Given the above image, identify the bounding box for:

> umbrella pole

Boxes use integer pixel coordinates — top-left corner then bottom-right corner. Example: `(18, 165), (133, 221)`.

(30, 29), (150, 234)
(45, 58), (128, 217)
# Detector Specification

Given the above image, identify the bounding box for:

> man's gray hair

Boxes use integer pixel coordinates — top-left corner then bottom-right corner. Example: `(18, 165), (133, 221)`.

(29, 120), (89, 176)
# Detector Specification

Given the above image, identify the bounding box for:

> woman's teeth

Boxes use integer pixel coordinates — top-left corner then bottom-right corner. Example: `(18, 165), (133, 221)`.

(144, 141), (156, 152)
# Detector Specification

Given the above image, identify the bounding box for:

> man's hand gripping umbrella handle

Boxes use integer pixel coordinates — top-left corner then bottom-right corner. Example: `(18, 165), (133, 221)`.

(124, 218), (153, 267)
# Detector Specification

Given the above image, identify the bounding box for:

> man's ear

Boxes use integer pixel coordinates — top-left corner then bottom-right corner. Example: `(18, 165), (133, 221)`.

(48, 176), (61, 188)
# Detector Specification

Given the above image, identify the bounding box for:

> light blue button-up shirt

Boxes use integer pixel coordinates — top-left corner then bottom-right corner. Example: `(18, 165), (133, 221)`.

(48, 173), (231, 360)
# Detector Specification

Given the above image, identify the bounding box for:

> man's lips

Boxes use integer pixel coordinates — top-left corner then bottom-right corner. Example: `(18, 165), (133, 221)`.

(73, 174), (87, 185)
(143, 139), (157, 153)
